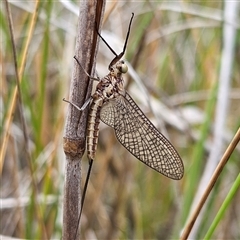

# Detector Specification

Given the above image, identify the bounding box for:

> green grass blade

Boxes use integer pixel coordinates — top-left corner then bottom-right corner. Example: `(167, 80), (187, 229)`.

(204, 173), (240, 240)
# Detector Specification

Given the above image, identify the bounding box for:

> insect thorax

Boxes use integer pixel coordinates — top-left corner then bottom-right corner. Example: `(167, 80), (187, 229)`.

(96, 60), (127, 100)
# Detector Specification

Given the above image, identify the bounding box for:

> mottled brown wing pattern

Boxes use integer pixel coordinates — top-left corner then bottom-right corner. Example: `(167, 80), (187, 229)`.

(100, 92), (184, 180)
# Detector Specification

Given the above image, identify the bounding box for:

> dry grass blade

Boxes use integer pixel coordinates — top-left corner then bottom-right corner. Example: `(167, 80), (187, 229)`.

(0, 0), (40, 173)
(3, 0), (47, 238)
(180, 127), (240, 240)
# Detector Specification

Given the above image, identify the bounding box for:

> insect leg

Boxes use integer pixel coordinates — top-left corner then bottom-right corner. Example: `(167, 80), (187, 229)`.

(108, 13), (134, 67)
(73, 56), (99, 82)
(74, 159), (93, 240)
(63, 97), (92, 111)
(120, 13), (134, 58)
(94, 13), (135, 68)
(95, 23), (118, 58)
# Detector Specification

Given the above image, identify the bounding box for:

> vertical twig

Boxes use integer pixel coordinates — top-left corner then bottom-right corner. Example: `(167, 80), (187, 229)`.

(62, 1), (105, 240)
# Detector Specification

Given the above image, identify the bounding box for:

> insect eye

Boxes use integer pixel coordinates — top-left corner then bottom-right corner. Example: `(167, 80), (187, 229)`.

(120, 63), (128, 73)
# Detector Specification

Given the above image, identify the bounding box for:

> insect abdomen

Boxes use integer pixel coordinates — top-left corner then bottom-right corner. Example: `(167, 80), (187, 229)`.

(87, 95), (103, 160)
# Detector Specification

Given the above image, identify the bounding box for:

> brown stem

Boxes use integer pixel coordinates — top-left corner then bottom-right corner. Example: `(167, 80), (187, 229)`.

(62, 1), (105, 239)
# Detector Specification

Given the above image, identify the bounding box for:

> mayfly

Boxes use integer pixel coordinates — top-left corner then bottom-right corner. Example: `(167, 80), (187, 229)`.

(64, 13), (184, 237)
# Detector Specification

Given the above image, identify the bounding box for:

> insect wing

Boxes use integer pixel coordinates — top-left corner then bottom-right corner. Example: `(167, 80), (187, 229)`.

(100, 92), (184, 180)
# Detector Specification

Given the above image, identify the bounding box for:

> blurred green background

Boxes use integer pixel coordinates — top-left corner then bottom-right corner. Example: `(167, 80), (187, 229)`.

(1, 1), (240, 239)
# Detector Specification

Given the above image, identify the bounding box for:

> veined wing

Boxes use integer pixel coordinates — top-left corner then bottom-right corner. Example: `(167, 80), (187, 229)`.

(100, 92), (184, 180)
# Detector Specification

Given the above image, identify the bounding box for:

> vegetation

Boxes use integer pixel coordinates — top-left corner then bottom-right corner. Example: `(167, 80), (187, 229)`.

(1, 1), (239, 239)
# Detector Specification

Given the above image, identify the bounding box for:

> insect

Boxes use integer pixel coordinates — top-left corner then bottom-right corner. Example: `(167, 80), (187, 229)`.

(85, 61), (184, 179)
(65, 13), (184, 180)
(64, 13), (184, 238)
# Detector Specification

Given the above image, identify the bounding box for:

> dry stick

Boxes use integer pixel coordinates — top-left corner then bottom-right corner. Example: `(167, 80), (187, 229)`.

(62, 1), (105, 240)
(180, 127), (240, 240)
(4, 0), (48, 238)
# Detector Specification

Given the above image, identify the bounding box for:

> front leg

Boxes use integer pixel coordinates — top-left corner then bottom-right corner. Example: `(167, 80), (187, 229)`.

(63, 97), (92, 111)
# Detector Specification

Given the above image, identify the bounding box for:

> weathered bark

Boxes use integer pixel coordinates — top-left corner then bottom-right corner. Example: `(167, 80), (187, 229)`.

(62, 1), (105, 239)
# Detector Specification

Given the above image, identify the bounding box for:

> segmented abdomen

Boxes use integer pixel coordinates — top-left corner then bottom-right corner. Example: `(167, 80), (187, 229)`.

(87, 95), (103, 160)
